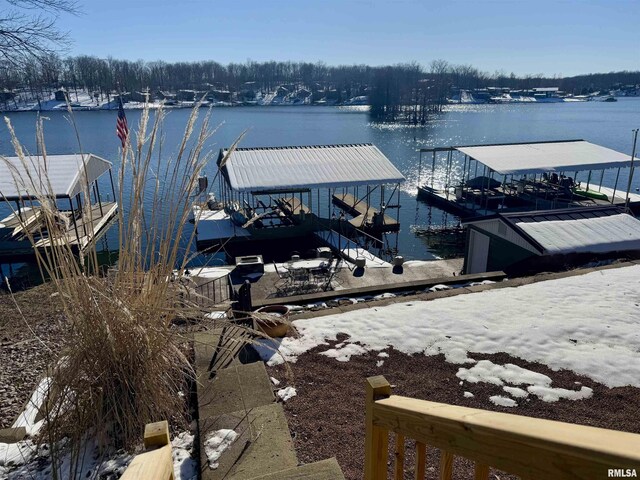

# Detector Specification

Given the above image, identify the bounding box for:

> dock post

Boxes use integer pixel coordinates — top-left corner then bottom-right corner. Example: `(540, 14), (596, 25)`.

(625, 129), (639, 213)
(612, 167), (621, 204)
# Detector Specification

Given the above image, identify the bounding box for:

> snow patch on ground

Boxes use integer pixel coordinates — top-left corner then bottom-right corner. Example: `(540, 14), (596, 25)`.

(257, 265), (640, 388)
(12, 377), (51, 435)
(527, 385), (593, 402)
(320, 343), (368, 362)
(377, 352), (389, 358)
(277, 387), (297, 402)
(503, 386), (529, 398)
(376, 360), (384, 367)
(0, 439), (36, 468)
(270, 377), (280, 386)
(463, 391), (474, 398)
(3, 438), (132, 479)
(458, 360), (592, 403)
(490, 395), (518, 407)
(172, 432), (197, 480)
(456, 361), (552, 387)
(204, 430), (238, 469)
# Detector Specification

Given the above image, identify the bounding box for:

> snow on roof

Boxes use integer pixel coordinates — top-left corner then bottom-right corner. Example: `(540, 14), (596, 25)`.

(219, 144), (405, 192)
(455, 140), (638, 175)
(514, 212), (640, 254)
(0, 154), (112, 200)
(256, 264), (640, 388)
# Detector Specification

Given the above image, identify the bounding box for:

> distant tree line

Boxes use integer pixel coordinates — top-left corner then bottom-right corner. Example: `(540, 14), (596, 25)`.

(1, 54), (638, 121)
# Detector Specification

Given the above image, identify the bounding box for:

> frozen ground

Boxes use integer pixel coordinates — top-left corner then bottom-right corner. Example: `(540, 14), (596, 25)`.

(259, 265), (640, 389)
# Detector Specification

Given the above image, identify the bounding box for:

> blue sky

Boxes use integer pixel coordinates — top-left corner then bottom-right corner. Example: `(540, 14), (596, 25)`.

(57, 0), (638, 76)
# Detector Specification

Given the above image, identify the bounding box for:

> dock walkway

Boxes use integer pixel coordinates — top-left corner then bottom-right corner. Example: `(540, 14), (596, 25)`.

(276, 197), (311, 216)
(332, 193), (399, 231)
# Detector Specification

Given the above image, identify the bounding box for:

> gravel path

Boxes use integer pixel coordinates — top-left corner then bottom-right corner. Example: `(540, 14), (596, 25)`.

(0, 284), (66, 428)
(267, 336), (640, 480)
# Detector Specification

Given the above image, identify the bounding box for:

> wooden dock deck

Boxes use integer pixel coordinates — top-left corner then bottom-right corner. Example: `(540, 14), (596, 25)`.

(332, 193), (399, 232)
(34, 202), (118, 250)
(276, 197), (311, 216)
(418, 185), (640, 218)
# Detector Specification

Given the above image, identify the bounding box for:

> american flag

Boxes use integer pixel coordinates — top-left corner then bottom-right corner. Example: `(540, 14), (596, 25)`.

(116, 96), (129, 148)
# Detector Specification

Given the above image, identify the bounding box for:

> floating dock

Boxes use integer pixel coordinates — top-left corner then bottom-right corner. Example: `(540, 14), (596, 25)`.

(332, 192), (399, 232)
(0, 153), (118, 262)
(417, 140), (640, 219)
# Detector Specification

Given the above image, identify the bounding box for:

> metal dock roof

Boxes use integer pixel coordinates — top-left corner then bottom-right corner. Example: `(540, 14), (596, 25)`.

(218, 144), (405, 192)
(422, 140), (638, 176)
(0, 153), (113, 201)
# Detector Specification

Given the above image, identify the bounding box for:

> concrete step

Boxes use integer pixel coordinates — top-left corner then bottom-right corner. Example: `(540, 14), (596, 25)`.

(246, 458), (346, 480)
(198, 361), (275, 419)
(194, 327), (255, 376)
(200, 403), (298, 480)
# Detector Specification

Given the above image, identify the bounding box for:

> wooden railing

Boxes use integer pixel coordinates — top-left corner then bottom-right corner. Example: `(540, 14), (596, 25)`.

(121, 420), (174, 480)
(364, 376), (640, 480)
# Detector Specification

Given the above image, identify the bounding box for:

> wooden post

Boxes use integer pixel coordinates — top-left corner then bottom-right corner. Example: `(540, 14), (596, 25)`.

(439, 450), (453, 480)
(121, 420), (175, 480)
(144, 420), (171, 449)
(394, 434), (405, 480)
(474, 463), (490, 480)
(415, 442), (426, 480)
(364, 376), (391, 480)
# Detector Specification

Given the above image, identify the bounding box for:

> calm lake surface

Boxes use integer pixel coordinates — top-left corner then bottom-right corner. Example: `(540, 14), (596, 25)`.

(1, 99), (639, 269)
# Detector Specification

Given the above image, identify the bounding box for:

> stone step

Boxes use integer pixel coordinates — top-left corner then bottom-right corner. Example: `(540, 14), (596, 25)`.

(194, 327), (255, 376)
(199, 403), (298, 480)
(197, 361), (275, 419)
(246, 458), (346, 480)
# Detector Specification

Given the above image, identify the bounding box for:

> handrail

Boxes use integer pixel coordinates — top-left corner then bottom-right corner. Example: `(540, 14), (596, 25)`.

(364, 376), (640, 480)
(194, 273), (232, 306)
(121, 420), (174, 480)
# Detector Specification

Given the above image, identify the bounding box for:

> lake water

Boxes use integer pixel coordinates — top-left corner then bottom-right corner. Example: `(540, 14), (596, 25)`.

(1, 99), (638, 272)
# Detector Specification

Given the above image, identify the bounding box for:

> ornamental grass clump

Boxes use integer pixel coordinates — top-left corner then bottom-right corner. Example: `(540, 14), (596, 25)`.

(2, 101), (221, 459)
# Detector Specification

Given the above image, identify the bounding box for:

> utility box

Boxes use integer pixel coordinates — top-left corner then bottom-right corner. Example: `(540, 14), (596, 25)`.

(234, 255), (264, 275)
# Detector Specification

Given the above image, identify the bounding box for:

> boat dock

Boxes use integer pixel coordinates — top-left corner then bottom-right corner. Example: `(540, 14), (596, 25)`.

(332, 192), (399, 231)
(34, 202), (118, 250)
(195, 144), (405, 262)
(0, 153), (119, 262)
(417, 140), (640, 219)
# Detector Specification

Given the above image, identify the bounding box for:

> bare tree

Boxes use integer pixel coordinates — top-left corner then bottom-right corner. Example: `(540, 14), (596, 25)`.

(0, 0), (79, 67)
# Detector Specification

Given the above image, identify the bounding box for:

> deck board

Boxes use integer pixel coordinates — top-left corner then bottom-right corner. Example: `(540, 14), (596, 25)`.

(332, 193), (398, 231)
(35, 202), (118, 250)
(277, 197), (311, 215)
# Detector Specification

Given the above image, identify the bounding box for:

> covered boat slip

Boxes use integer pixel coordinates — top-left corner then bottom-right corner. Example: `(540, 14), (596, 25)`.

(0, 153), (118, 260)
(205, 144), (405, 261)
(417, 139), (640, 218)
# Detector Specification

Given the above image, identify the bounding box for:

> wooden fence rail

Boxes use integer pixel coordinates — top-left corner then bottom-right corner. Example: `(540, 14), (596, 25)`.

(364, 376), (640, 480)
(121, 420), (174, 480)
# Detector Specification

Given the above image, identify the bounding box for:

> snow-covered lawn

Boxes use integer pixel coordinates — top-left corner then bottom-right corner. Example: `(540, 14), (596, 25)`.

(260, 265), (640, 390)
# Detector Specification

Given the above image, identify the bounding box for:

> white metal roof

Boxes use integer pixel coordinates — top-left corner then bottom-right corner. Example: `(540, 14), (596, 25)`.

(516, 213), (640, 254)
(456, 140), (638, 175)
(220, 144), (405, 192)
(0, 154), (112, 200)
